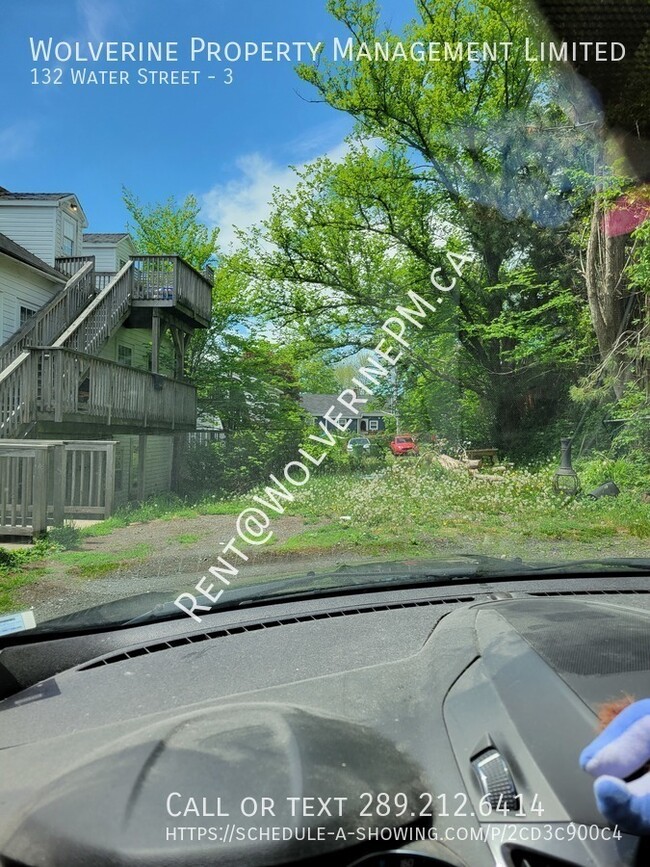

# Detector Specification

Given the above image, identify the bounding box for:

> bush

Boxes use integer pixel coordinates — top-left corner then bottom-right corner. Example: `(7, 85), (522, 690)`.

(48, 524), (82, 550)
(178, 425), (309, 496)
(575, 455), (650, 494)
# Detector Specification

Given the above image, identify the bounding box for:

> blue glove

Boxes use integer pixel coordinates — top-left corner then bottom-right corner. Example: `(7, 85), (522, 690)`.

(580, 698), (650, 835)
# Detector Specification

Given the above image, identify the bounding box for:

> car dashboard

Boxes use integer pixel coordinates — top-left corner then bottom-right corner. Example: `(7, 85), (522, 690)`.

(0, 576), (649, 867)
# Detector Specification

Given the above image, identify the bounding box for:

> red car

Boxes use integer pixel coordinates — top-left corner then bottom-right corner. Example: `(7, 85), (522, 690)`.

(389, 435), (419, 456)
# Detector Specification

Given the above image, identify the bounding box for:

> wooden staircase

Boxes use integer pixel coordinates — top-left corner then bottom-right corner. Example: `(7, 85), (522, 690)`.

(0, 255), (211, 439)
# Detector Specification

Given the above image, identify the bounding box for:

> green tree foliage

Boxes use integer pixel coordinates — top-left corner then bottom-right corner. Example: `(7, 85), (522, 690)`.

(123, 188), (218, 270)
(232, 0), (598, 455)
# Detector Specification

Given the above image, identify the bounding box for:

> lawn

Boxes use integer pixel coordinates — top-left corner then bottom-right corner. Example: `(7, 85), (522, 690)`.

(1, 456), (649, 615)
(269, 458), (650, 559)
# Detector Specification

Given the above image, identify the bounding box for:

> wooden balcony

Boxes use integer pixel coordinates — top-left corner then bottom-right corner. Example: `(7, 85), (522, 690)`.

(130, 256), (213, 328)
(56, 254), (213, 328)
(31, 347), (197, 434)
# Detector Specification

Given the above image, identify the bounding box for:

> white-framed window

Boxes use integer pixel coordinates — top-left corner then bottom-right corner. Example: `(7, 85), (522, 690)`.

(368, 419), (379, 431)
(117, 344), (133, 367)
(62, 217), (76, 256)
(19, 304), (37, 328)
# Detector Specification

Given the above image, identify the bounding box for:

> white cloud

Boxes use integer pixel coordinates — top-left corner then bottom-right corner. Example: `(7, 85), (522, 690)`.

(76, 0), (125, 41)
(200, 140), (351, 249)
(0, 122), (37, 162)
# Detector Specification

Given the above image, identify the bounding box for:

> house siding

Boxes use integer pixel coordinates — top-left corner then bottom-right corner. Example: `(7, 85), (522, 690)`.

(82, 237), (137, 273)
(0, 201), (85, 265)
(0, 255), (61, 342)
(55, 205), (84, 259)
(87, 247), (117, 272)
(0, 205), (58, 265)
(112, 434), (173, 505)
(99, 325), (175, 376)
(316, 414), (386, 434)
(143, 436), (173, 497)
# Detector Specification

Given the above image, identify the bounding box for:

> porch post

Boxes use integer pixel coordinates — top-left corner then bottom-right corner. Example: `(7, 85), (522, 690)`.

(52, 444), (66, 527)
(151, 309), (161, 374)
(137, 435), (147, 501)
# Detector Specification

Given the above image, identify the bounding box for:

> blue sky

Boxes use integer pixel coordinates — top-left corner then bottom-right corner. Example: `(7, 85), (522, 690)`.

(0, 0), (414, 247)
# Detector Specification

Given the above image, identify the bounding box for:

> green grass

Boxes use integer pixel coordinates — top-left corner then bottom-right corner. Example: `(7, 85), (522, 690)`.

(2, 458), (649, 615)
(0, 567), (48, 614)
(175, 533), (200, 545)
(81, 494), (251, 537)
(0, 541), (154, 613)
(274, 461), (650, 557)
(48, 543), (152, 579)
(76, 461), (650, 558)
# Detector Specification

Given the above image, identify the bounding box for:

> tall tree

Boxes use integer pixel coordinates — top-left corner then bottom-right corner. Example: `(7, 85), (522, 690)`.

(234, 0), (597, 452)
(123, 188), (218, 271)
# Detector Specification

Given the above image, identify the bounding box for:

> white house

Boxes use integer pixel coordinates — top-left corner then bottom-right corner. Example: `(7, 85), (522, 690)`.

(0, 187), (87, 266)
(0, 231), (67, 344)
(0, 186), (214, 534)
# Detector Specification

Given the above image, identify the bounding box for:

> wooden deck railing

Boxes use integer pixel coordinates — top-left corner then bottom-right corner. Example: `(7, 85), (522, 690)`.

(0, 254), (211, 439)
(0, 260), (95, 372)
(131, 256), (212, 324)
(34, 347), (197, 430)
(0, 443), (49, 535)
(0, 353), (33, 439)
(55, 256), (95, 278)
(94, 272), (115, 292)
(0, 440), (117, 535)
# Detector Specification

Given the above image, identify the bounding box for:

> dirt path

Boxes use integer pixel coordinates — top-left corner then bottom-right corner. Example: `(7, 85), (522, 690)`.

(17, 515), (386, 622)
(15, 507), (650, 624)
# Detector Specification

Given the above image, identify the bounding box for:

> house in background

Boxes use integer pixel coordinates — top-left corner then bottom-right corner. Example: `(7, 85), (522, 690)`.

(0, 186), (213, 535)
(300, 393), (387, 434)
(82, 232), (137, 274)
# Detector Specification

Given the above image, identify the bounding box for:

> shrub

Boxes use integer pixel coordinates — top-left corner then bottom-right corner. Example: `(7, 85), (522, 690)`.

(48, 524), (83, 550)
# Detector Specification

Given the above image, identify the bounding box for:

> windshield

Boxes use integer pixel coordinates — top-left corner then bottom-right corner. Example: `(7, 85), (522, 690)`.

(0, 0), (649, 638)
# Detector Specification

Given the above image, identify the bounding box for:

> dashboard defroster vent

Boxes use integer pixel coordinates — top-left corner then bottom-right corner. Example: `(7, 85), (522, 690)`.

(77, 595), (476, 671)
(528, 588), (650, 598)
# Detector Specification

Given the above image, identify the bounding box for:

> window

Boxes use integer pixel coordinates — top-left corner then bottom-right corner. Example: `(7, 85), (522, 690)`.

(117, 345), (133, 367)
(62, 217), (76, 256)
(368, 419), (379, 431)
(19, 305), (36, 327)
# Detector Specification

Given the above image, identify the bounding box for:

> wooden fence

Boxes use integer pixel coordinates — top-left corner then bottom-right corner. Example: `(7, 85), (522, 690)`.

(0, 440), (115, 536)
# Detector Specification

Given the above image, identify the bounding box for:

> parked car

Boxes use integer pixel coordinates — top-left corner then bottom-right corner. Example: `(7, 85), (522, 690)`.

(347, 436), (371, 452)
(389, 435), (419, 456)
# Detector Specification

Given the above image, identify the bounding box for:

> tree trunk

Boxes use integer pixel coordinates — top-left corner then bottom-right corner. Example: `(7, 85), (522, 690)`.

(584, 197), (630, 398)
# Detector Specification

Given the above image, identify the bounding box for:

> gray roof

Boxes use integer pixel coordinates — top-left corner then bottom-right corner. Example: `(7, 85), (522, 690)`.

(0, 191), (75, 201)
(83, 233), (130, 243)
(300, 393), (387, 418)
(0, 232), (67, 282)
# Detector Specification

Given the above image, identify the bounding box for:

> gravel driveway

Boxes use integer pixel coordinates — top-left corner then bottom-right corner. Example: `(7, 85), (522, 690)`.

(17, 514), (379, 622)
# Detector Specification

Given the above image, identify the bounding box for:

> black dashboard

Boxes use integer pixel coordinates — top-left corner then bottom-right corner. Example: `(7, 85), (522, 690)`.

(0, 576), (649, 867)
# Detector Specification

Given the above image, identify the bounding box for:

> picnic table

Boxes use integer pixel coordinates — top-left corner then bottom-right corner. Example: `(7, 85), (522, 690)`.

(465, 448), (499, 467)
